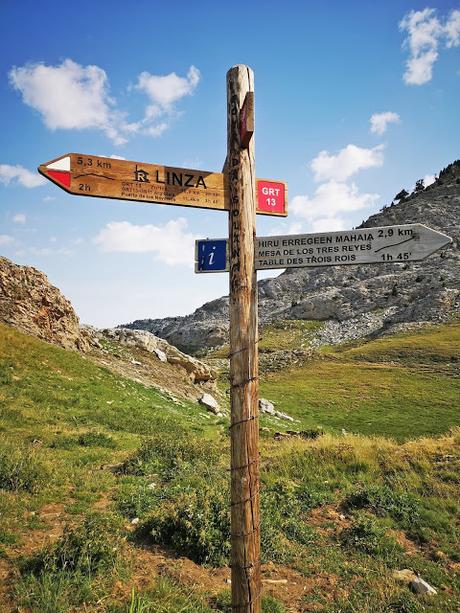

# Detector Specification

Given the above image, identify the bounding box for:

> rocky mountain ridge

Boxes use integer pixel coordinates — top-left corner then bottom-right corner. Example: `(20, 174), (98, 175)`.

(0, 256), (219, 406)
(124, 160), (460, 354)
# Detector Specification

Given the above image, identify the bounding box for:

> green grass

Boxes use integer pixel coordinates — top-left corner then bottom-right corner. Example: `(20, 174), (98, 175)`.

(260, 322), (460, 440)
(0, 322), (459, 611)
(210, 319), (322, 358)
(15, 513), (127, 611)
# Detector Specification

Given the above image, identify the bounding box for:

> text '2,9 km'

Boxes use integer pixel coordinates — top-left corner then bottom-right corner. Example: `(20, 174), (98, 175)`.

(38, 153), (287, 216)
(195, 224), (452, 272)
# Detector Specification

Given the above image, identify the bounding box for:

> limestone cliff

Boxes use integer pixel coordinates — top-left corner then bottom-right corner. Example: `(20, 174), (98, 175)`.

(0, 256), (90, 351)
(124, 160), (460, 353)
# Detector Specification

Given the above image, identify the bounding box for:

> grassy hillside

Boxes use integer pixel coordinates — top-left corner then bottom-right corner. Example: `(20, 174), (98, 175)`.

(257, 321), (460, 440)
(1, 323), (460, 612)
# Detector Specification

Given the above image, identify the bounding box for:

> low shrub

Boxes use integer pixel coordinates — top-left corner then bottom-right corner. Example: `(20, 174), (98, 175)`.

(343, 484), (420, 525)
(16, 513), (126, 611)
(297, 482), (331, 511)
(23, 513), (125, 576)
(143, 476), (319, 567)
(50, 431), (116, 449)
(0, 442), (50, 493)
(340, 513), (402, 558)
(115, 480), (162, 519)
(144, 482), (230, 567)
(0, 359), (14, 385)
(118, 431), (222, 481)
(261, 479), (318, 563)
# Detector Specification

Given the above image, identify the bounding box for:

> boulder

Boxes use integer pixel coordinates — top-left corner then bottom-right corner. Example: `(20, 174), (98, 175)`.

(393, 570), (437, 596)
(259, 398), (275, 415)
(393, 569), (417, 584)
(154, 348), (167, 363)
(410, 577), (437, 595)
(199, 393), (220, 414)
(259, 398), (294, 421)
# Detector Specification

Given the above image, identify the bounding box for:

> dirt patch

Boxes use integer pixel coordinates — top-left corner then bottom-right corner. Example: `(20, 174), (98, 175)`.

(391, 529), (420, 556)
(308, 505), (351, 537)
(116, 543), (344, 612)
(0, 559), (16, 613)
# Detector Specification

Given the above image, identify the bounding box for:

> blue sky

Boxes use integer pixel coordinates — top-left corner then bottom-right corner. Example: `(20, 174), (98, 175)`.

(1, 1), (459, 327)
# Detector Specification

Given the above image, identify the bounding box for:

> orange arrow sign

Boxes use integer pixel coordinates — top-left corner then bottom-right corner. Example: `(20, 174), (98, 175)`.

(38, 153), (287, 217)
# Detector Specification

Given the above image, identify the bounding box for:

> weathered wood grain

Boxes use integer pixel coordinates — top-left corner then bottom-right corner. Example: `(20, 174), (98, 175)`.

(227, 65), (261, 613)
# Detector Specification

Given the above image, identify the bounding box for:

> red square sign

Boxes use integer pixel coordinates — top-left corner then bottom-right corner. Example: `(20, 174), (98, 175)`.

(257, 180), (286, 215)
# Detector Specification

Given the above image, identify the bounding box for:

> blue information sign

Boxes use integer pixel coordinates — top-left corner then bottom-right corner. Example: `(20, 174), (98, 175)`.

(196, 239), (228, 272)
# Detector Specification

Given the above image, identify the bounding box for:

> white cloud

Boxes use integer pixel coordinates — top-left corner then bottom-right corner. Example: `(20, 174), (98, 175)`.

(130, 66), (201, 138)
(93, 218), (196, 266)
(311, 144), (384, 182)
(370, 112), (400, 135)
(291, 181), (379, 221)
(9, 59), (127, 145)
(423, 174), (436, 187)
(145, 122), (170, 137)
(400, 8), (460, 85)
(445, 9), (460, 47)
(0, 235), (14, 246)
(43, 195), (56, 202)
(0, 164), (46, 188)
(13, 213), (26, 224)
(136, 66), (200, 108)
(9, 59), (201, 143)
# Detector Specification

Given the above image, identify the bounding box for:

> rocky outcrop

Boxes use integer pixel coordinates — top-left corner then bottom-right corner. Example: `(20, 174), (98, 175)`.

(0, 257), (218, 406)
(87, 327), (215, 383)
(0, 256), (89, 351)
(123, 161), (460, 353)
(127, 299), (229, 356)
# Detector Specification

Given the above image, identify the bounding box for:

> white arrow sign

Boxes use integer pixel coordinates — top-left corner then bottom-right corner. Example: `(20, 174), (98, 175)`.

(195, 224), (452, 273)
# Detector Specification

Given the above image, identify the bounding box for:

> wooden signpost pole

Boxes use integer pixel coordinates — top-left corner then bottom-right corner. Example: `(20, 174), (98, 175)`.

(227, 65), (261, 612)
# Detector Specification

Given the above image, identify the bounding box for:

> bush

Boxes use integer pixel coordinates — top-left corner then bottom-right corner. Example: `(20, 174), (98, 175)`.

(297, 483), (331, 511)
(16, 514), (125, 611)
(118, 432), (222, 481)
(115, 480), (162, 520)
(261, 479), (318, 563)
(142, 475), (320, 567)
(0, 442), (50, 493)
(340, 513), (401, 558)
(23, 513), (125, 576)
(0, 359), (14, 385)
(343, 484), (420, 525)
(144, 482), (230, 567)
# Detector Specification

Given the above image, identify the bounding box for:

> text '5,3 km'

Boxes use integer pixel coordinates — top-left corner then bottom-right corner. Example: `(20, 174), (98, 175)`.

(38, 153), (287, 216)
